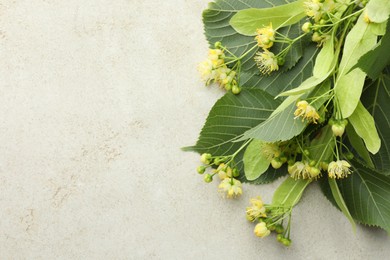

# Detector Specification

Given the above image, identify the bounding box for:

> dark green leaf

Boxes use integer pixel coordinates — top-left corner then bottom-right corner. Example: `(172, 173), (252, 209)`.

(338, 159), (390, 232)
(360, 71), (390, 175)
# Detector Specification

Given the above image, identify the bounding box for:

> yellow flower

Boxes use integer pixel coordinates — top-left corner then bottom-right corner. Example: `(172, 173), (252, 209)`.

(246, 196), (267, 222)
(255, 24), (275, 49)
(294, 100), (320, 124)
(215, 163), (233, 180)
(328, 160), (352, 179)
(254, 50), (279, 75)
(304, 0), (323, 22)
(288, 161), (308, 179)
(254, 222), (270, 238)
(218, 178), (243, 198)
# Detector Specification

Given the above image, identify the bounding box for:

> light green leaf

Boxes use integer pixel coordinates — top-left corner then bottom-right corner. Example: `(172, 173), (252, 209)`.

(348, 102), (381, 154)
(277, 40), (338, 97)
(313, 39), (335, 78)
(183, 89), (285, 183)
(238, 102), (306, 142)
(354, 19), (390, 80)
(229, 0), (306, 36)
(338, 160), (390, 233)
(334, 14), (378, 117)
(272, 177), (311, 207)
(243, 140), (270, 180)
(328, 178), (356, 231)
(366, 0), (390, 23)
(345, 124), (374, 168)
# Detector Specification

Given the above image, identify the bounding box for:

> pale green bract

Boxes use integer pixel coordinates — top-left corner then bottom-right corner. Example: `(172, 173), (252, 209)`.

(230, 0), (306, 36)
(243, 140), (270, 180)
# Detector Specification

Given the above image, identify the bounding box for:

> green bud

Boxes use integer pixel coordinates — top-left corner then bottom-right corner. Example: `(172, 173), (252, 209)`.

(224, 84), (232, 91)
(302, 22), (312, 33)
(312, 32), (322, 42)
(233, 168), (240, 177)
(282, 238), (292, 247)
(328, 118), (335, 126)
(288, 159), (295, 166)
(320, 161), (329, 171)
(303, 149), (310, 156)
(232, 85), (241, 95)
(345, 152), (354, 160)
(200, 153), (212, 164)
(214, 41), (222, 48)
(319, 19), (327, 25)
(277, 234), (284, 242)
(309, 167), (321, 178)
(280, 156), (288, 163)
(214, 157), (222, 165)
(309, 160), (317, 167)
(204, 174), (213, 183)
(271, 158), (283, 169)
(275, 224), (284, 234)
(277, 57), (285, 66)
(197, 166), (206, 174)
(268, 224), (276, 231)
(332, 123), (345, 137)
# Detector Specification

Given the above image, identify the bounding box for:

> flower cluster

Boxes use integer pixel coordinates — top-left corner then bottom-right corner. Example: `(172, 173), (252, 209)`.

(246, 197), (292, 246)
(196, 153), (243, 198)
(198, 43), (241, 94)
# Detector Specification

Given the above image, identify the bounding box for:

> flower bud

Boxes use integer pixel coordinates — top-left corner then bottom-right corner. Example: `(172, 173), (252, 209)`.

(312, 32), (322, 42)
(254, 222), (271, 238)
(309, 167), (321, 178)
(200, 153), (212, 164)
(233, 168), (240, 177)
(197, 166), (206, 174)
(276, 234), (284, 242)
(271, 158), (283, 169)
(302, 22), (312, 33)
(204, 174), (213, 183)
(281, 238), (292, 247)
(214, 41), (222, 48)
(232, 85), (241, 95)
(275, 224), (284, 234)
(332, 123), (345, 137)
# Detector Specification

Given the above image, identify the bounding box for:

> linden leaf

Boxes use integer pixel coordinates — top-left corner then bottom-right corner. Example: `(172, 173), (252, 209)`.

(243, 140), (270, 181)
(272, 177), (311, 208)
(229, 0), (306, 36)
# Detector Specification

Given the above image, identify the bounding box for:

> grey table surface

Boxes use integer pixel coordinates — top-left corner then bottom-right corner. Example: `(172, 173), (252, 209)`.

(0, 0), (389, 259)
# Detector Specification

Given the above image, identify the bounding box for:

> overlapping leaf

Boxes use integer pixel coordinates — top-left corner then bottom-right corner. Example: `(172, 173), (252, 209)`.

(183, 89), (285, 183)
(361, 69), (390, 175)
(203, 0), (308, 73)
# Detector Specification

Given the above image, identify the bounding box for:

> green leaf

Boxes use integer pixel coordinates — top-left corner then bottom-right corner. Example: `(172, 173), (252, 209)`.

(348, 102), (381, 154)
(308, 125), (334, 162)
(243, 140), (270, 180)
(277, 39), (337, 97)
(183, 89), (282, 183)
(345, 124), (374, 168)
(272, 177), (311, 207)
(328, 178), (356, 231)
(238, 102), (306, 142)
(338, 159), (390, 233)
(354, 19), (390, 80)
(366, 0), (390, 23)
(360, 72), (390, 174)
(229, 0), (306, 36)
(203, 0), (308, 73)
(240, 80), (330, 142)
(240, 44), (319, 96)
(334, 14), (378, 118)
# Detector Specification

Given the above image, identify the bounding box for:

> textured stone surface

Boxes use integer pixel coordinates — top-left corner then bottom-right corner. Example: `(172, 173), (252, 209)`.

(0, 0), (389, 259)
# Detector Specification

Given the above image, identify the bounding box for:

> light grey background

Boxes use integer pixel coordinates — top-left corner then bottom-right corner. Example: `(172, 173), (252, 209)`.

(0, 0), (389, 259)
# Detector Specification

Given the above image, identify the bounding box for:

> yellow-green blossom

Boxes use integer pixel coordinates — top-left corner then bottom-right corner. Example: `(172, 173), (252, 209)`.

(218, 178), (243, 198)
(254, 50), (279, 75)
(246, 196), (267, 222)
(255, 24), (275, 49)
(294, 100), (320, 124)
(215, 163), (233, 180)
(254, 222), (271, 238)
(328, 160), (352, 179)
